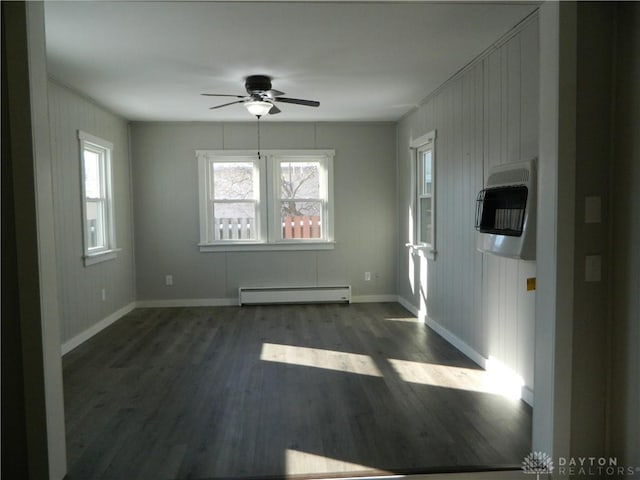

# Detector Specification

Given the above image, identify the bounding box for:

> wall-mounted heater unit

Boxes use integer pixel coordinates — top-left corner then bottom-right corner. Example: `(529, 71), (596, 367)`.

(475, 159), (536, 260)
(238, 285), (351, 306)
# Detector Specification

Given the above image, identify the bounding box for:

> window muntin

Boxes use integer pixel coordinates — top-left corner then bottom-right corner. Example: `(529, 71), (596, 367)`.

(79, 131), (117, 264)
(197, 150), (334, 250)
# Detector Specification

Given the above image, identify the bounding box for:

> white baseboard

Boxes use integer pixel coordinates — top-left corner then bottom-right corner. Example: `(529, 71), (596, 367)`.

(424, 316), (487, 370)
(397, 296), (487, 368)
(521, 385), (534, 407)
(397, 295), (535, 406)
(61, 301), (136, 355)
(136, 298), (237, 308)
(396, 295), (420, 317)
(351, 294), (398, 303)
(137, 295), (399, 308)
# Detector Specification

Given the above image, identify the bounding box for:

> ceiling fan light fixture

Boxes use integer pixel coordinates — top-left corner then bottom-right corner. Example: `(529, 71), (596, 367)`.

(245, 100), (273, 117)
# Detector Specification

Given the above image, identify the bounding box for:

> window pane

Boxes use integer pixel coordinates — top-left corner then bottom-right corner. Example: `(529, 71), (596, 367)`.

(422, 150), (432, 195)
(213, 162), (254, 200)
(280, 161), (320, 199)
(84, 150), (102, 199)
(86, 200), (105, 249)
(213, 202), (256, 240)
(281, 201), (322, 239)
(420, 197), (432, 244)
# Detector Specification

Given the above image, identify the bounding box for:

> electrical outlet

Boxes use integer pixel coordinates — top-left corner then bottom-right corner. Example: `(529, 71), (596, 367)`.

(364, 272), (371, 281)
(101, 288), (106, 301)
(165, 274), (173, 286)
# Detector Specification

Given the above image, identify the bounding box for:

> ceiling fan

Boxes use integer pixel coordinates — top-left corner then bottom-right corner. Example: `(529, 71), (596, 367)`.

(202, 75), (320, 117)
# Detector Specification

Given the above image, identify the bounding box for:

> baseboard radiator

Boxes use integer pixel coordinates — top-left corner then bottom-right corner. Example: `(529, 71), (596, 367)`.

(238, 285), (351, 306)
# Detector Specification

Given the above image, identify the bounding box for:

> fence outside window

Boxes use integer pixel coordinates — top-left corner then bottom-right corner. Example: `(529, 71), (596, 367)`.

(213, 216), (321, 240)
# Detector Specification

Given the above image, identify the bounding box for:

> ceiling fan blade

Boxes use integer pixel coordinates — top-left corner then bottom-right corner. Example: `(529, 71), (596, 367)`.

(268, 104), (281, 115)
(275, 97), (320, 107)
(209, 100), (245, 110)
(266, 89), (285, 97)
(201, 93), (246, 98)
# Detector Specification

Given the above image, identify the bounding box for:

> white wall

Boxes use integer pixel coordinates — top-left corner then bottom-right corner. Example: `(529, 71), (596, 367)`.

(48, 80), (136, 344)
(396, 16), (538, 396)
(130, 122), (397, 303)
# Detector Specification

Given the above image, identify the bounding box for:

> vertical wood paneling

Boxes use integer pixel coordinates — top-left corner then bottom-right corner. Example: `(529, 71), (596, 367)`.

(470, 62), (488, 357)
(48, 81), (135, 343)
(482, 24), (537, 390)
(397, 18), (538, 393)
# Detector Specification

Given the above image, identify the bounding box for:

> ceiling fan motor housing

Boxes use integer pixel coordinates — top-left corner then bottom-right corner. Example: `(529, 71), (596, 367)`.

(245, 75), (273, 94)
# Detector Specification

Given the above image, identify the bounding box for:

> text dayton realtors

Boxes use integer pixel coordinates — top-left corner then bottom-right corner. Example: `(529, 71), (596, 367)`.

(557, 457), (638, 476)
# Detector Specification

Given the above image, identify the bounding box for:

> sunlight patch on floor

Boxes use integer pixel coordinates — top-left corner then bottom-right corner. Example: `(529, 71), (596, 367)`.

(260, 343), (383, 377)
(285, 449), (380, 475)
(388, 358), (523, 399)
(486, 356), (525, 400)
(384, 316), (421, 323)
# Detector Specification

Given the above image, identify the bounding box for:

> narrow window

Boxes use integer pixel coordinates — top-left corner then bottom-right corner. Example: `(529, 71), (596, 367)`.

(79, 131), (117, 265)
(417, 145), (434, 247)
(410, 130), (436, 257)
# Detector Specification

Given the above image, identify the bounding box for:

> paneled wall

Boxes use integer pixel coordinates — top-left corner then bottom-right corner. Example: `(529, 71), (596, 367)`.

(397, 16), (538, 395)
(482, 17), (538, 394)
(48, 81), (136, 344)
(130, 122), (397, 302)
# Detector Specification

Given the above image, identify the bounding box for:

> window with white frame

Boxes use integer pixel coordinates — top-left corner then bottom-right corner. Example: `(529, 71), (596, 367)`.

(411, 131), (436, 254)
(273, 156), (329, 241)
(78, 131), (118, 265)
(197, 150), (334, 251)
(206, 155), (263, 242)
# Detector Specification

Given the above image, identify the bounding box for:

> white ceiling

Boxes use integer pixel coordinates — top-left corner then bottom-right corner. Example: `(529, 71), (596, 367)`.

(44, 1), (538, 122)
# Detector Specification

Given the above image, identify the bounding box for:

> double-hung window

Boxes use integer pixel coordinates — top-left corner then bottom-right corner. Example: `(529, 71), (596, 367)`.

(272, 155), (331, 242)
(78, 131), (117, 265)
(410, 131), (436, 257)
(201, 153), (264, 243)
(197, 150), (334, 251)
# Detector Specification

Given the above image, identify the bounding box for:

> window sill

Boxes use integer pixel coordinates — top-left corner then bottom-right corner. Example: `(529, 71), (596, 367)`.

(83, 248), (120, 266)
(422, 248), (437, 260)
(198, 242), (335, 252)
(406, 243), (437, 260)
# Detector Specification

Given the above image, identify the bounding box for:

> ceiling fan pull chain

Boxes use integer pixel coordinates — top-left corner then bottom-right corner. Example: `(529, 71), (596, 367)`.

(257, 116), (261, 160)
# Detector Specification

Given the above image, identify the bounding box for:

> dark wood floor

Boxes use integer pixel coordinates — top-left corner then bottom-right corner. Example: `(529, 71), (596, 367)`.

(63, 303), (531, 480)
